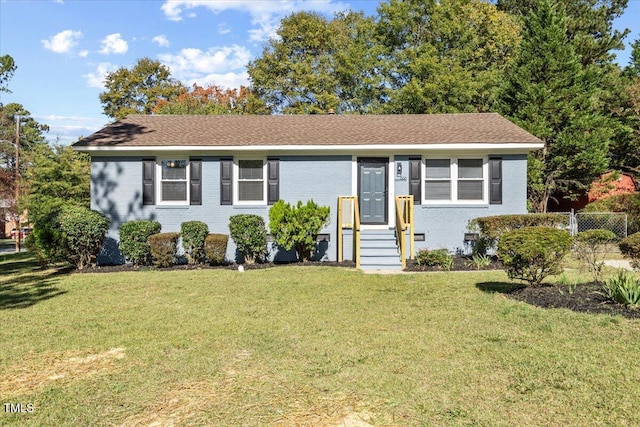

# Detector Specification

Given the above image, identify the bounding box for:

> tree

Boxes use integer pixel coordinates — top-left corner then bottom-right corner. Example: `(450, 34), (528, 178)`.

(0, 54), (16, 93)
(248, 11), (385, 114)
(152, 84), (269, 115)
(498, 0), (615, 212)
(497, 0), (629, 66)
(377, 0), (521, 113)
(99, 58), (184, 119)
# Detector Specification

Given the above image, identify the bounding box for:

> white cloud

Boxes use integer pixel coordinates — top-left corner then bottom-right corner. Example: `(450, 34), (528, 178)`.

(99, 33), (128, 55)
(79, 50), (89, 58)
(34, 115), (106, 145)
(194, 71), (249, 89)
(41, 29), (82, 54)
(161, 0), (350, 41)
(158, 45), (251, 86)
(152, 35), (170, 47)
(84, 62), (117, 89)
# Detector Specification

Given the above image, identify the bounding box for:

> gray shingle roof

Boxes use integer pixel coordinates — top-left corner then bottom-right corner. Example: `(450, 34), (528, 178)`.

(73, 113), (542, 148)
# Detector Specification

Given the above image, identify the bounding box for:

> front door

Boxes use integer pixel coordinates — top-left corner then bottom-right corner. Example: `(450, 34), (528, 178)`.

(359, 158), (388, 225)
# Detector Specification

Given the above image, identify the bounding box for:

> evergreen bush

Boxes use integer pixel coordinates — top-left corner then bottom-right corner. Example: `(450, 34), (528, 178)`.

(268, 199), (330, 262)
(619, 232), (640, 271)
(181, 221), (209, 264)
(415, 249), (454, 270)
(148, 232), (180, 268)
(204, 234), (229, 265)
(57, 205), (110, 270)
(119, 220), (162, 265)
(229, 215), (267, 264)
(497, 226), (572, 286)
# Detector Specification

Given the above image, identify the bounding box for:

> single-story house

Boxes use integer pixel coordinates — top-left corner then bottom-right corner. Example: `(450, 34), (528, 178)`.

(73, 113), (543, 269)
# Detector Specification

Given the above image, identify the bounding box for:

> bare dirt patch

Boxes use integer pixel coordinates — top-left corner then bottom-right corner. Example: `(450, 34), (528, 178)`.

(1, 347), (125, 398)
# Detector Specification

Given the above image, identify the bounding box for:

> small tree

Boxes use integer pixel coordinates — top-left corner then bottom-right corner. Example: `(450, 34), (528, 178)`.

(497, 226), (572, 286)
(269, 199), (330, 262)
(229, 214), (267, 264)
(181, 221), (209, 264)
(573, 229), (617, 283)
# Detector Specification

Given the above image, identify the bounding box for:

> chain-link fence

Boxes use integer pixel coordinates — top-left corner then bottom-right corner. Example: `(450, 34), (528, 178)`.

(574, 212), (627, 239)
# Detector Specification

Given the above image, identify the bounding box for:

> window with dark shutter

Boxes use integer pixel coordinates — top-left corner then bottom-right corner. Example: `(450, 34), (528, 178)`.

(267, 159), (279, 205)
(190, 159), (202, 205)
(220, 158), (233, 205)
(142, 159), (155, 205)
(489, 158), (502, 204)
(409, 157), (421, 204)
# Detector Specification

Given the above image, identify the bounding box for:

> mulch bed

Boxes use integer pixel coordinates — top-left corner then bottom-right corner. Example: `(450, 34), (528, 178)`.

(403, 255), (503, 272)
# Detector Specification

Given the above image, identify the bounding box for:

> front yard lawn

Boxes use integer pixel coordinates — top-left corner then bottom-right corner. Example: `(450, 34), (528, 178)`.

(1, 252), (639, 426)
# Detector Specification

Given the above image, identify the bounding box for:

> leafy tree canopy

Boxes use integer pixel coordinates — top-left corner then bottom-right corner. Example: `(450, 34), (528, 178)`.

(152, 84), (269, 115)
(0, 54), (16, 93)
(99, 57), (184, 119)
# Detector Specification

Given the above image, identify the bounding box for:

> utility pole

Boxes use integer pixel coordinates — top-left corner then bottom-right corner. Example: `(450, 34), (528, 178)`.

(14, 115), (20, 253)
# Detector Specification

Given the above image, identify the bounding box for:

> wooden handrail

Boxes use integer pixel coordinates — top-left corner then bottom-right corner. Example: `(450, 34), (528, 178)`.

(395, 195), (415, 268)
(337, 196), (361, 269)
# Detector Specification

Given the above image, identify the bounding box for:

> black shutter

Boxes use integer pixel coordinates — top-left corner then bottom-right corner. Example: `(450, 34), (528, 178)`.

(267, 159), (279, 205)
(142, 159), (155, 205)
(409, 157), (422, 204)
(190, 159), (202, 205)
(489, 158), (502, 204)
(220, 158), (233, 205)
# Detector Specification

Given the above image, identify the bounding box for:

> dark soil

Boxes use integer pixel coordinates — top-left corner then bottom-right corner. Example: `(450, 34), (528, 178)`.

(404, 255), (503, 272)
(505, 282), (640, 319)
(76, 260), (356, 274)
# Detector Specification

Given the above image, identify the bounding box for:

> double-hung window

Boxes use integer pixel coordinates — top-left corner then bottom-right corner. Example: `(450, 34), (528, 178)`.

(423, 157), (486, 203)
(159, 159), (189, 204)
(236, 159), (266, 204)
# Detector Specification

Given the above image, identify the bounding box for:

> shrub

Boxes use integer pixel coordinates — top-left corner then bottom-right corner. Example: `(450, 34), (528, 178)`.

(148, 232), (179, 268)
(181, 221), (209, 264)
(57, 205), (110, 270)
(205, 234), (229, 265)
(469, 214), (569, 254)
(119, 220), (162, 266)
(619, 232), (640, 270)
(583, 192), (640, 235)
(25, 203), (66, 266)
(416, 249), (454, 271)
(269, 199), (331, 262)
(603, 269), (640, 307)
(573, 229), (618, 282)
(497, 226), (572, 286)
(229, 215), (267, 264)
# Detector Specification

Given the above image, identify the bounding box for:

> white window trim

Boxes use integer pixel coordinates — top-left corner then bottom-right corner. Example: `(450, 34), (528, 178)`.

(422, 156), (488, 205)
(233, 157), (267, 205)
(156, 157), (190, 206)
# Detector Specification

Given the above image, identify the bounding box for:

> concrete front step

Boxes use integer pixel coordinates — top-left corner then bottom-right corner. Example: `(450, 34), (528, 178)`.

(360, 229), (402, 270)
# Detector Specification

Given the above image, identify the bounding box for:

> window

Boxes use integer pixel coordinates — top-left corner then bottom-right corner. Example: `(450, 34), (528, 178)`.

(423, 157), (486, 203)
(457, 159), (483, 200)
(424, 159), (451, 200)
(236, 159), (266, 204)
(159, 159), (188, 203)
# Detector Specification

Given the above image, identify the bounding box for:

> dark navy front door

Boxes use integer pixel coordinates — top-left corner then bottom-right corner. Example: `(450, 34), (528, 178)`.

(359, 159), (387, 224)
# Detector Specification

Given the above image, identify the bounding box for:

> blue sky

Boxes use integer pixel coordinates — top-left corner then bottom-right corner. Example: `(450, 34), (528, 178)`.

(0, 0), (639, 145)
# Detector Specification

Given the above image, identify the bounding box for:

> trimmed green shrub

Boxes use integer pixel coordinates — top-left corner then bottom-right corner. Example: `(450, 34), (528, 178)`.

(25, 203), (66, 266)
(619, 232), (640, 271)
(205, 234), (229, 265)
(583, 193), (640, 235)
(57, 205), (110, 270)
(269, 199), (330, 262)
(573, 229), (617, 282)
(416, 249), (454, 271)
(148, 232), (179, 268)
(469, 214), (569, 254)
(229, 214), (267, 264)
(497, 226), (572, 286)
(603, 269), (640, 307)
(181, 221), (209, 264)
(119, 220), (162, 266)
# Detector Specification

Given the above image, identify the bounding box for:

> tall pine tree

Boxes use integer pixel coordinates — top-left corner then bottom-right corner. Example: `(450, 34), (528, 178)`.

(498, 0), (614, 212)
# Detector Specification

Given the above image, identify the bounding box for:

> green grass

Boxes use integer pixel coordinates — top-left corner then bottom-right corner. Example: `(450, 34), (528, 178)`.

(1, 253), (639, 426)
